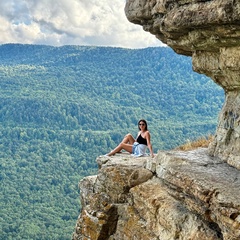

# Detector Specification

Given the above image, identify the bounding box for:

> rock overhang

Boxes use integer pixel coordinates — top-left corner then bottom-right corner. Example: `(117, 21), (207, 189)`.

(125, 0), (240, 56)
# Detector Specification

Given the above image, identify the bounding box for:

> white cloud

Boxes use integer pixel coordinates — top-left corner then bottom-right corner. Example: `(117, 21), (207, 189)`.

(0, 0), (163, 48)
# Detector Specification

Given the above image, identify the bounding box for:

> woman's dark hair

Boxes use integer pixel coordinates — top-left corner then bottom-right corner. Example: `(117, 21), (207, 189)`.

(138, 119), (148, 130)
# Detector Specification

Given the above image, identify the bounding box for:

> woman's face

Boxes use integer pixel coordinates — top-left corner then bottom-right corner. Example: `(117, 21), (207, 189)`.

(138, 121), (146, 130)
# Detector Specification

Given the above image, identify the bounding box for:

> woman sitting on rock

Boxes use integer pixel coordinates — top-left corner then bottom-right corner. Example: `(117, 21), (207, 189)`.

(106, 119), (154, 158)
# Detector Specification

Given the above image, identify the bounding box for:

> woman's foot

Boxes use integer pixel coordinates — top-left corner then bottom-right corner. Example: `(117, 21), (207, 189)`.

(106, 151), (115, 156)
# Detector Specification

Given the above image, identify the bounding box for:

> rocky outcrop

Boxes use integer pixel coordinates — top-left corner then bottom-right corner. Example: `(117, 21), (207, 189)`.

(125, 0), (240, 169)
(72, 150), (240, 240)
(72, 1), (240, 239)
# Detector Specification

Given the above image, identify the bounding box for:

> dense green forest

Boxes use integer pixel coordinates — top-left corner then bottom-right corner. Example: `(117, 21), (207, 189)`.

(0, 44), (224, 239)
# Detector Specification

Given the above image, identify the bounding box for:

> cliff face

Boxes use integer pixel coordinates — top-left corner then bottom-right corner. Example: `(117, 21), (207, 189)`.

(73, 151), (240, 240)
(125, 0), (240, 169)
(72, 1), (240, 239)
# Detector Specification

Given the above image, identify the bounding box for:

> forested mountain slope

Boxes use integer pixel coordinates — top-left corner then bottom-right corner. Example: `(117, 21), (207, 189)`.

(0, 44), (224, 239)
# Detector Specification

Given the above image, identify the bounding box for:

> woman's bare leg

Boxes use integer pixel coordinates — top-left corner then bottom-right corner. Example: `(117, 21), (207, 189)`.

(121, 133), (135, 144)
(107, 134), (135, 156)
(107, 143), (133, 156)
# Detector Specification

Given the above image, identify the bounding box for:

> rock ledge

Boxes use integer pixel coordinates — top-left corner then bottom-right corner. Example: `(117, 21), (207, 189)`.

(73, 149), (240, 240)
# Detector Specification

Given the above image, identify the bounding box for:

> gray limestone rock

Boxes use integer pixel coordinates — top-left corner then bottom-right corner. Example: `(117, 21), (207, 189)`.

(125, 0), (240, 169)
(73, 150), (240, 240)
(73, 1), (240, 239)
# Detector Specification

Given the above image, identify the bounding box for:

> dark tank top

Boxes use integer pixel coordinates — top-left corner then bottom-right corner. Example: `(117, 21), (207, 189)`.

(136, 134), (147, 145)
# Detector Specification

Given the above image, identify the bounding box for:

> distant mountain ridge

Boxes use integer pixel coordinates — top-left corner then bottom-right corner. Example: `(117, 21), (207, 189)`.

(0, 44), (224, 239)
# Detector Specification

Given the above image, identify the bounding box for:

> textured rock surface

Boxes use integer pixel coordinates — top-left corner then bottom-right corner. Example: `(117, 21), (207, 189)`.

(72, 1), (240, 238)
(72, 150), (240, 240)
(125, 0), (240, 169)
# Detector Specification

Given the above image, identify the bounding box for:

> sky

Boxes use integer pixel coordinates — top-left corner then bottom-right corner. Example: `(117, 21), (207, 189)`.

(0, 0), (163, 49)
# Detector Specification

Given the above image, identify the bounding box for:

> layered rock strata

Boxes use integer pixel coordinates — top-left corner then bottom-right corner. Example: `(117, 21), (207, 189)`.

(72, 150), (240, 240)
(125, 0), (240, 169)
